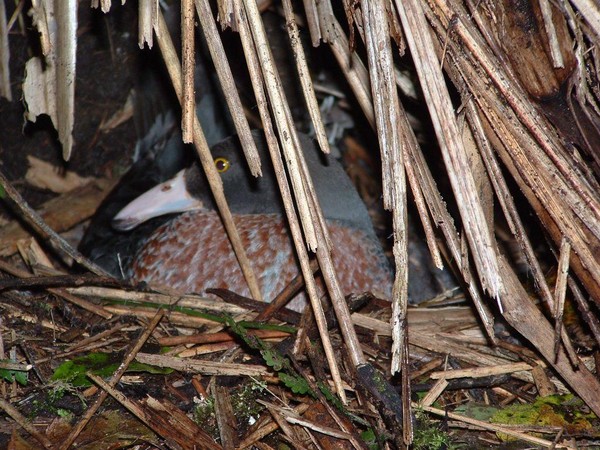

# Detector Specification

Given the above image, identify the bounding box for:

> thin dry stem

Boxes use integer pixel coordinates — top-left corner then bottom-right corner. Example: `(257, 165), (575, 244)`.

(181, 0), (195, 142)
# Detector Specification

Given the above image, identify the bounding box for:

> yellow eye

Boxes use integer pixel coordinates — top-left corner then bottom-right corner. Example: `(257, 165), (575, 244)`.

(214, 157), (230, 173)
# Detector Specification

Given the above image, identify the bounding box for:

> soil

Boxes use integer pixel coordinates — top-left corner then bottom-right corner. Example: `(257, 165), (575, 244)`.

(0, 3), (139, 209)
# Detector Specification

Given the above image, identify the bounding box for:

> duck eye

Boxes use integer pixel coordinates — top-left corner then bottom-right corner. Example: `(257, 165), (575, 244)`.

(214, 157), (230, 173)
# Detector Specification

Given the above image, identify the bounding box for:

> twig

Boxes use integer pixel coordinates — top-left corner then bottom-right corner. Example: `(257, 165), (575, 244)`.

(418, 378), (448, 407)
(135, 352), (269, 376)
(430, 362), (533, 379)
(157, 328), (291, 347)
(0, 273), (124, 291)
(208, 288), (302, 325)
(0, 260), (113, 319)
(181, 0), (195, 142)
(553, 239), (571, 359)
(0, 361), (31, 371)
(55, 0), (77, 160)
(281, 0), (330, 154)
(237, 403), (310, 449)
(34, 338), (121, 365)
(539, 0), (565, 68)
(412, 374), (512, 392)
(0, 169), (110, 276)
(214, 385), (238, 448)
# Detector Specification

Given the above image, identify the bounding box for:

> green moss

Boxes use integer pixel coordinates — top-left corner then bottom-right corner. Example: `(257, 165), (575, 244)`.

(30, 379), (86, 418)
(230, 378), (267, 424)
(193, 395), (218, 437)
(413, 410), (461, 450)
(491, 394), (598, 440)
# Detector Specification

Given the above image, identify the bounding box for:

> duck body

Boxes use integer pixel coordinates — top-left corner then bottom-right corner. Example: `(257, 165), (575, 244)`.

(111, 131), (394, 310)
(134, 212), (391, 310)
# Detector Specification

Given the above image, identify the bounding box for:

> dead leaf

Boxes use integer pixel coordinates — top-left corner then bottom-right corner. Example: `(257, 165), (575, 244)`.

(25, 156), (93, 193)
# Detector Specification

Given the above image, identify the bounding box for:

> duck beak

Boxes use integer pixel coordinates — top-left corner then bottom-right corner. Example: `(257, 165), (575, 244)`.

(112, 169), (204, 231)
